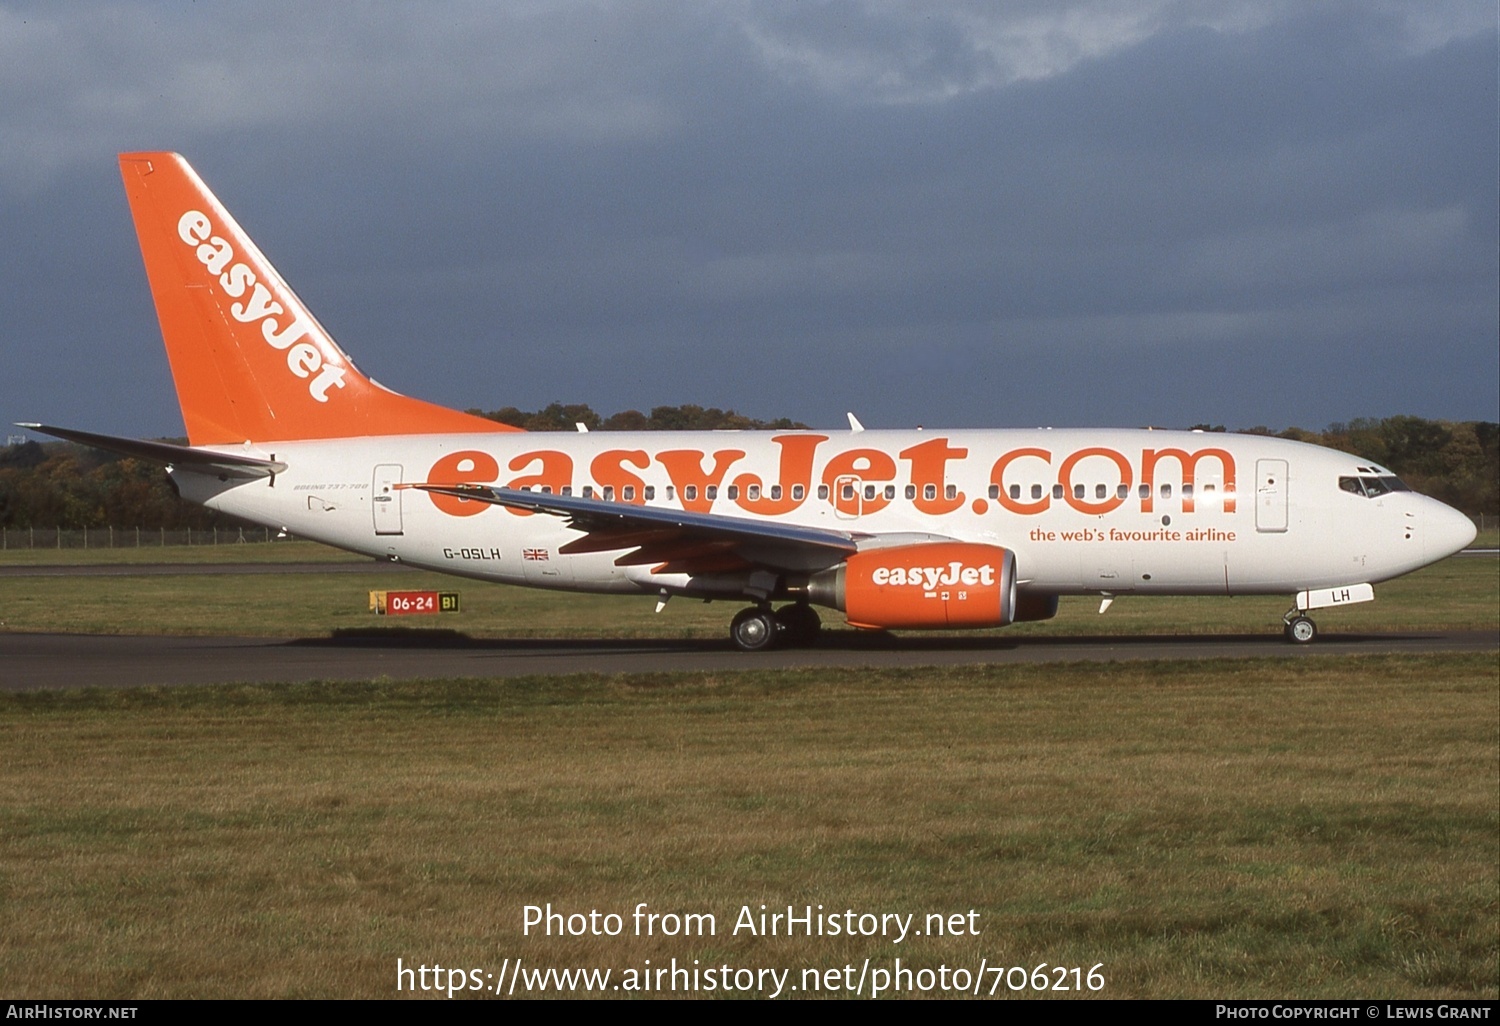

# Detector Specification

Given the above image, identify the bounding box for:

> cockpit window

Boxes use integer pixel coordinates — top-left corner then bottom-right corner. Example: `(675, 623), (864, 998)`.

(1340, 475), (1413, 498)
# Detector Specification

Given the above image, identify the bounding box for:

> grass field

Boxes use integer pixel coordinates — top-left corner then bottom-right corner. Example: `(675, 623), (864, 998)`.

(2, 541), (1494, 999)
(0, 654), (1494, 999)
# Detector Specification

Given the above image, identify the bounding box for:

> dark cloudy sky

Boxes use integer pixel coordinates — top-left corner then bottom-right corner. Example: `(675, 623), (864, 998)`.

(2, 1), (1495, 438)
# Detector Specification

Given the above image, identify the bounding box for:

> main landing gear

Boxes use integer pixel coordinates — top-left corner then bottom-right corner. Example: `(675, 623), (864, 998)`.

(1282, 610), (1317, 644)
(729, 603), (822, 652)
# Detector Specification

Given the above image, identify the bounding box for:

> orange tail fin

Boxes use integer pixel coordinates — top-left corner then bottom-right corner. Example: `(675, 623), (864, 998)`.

(119, 152), (518, 445)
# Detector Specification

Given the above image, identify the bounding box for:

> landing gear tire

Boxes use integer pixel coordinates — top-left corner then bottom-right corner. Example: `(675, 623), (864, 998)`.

(730, 607), (778, 652)
(774, 604), (822, 648)
(1284, 616), (1316, 644)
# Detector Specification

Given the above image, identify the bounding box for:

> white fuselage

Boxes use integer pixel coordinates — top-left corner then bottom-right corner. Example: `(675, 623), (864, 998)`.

(173, 427), (1476, 602)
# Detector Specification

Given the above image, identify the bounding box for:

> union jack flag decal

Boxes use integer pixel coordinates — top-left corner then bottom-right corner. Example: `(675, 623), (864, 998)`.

(523, 548), (549, 561)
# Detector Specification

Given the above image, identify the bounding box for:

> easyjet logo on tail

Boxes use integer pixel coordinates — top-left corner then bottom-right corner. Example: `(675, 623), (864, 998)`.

(177, 210), (347, 403)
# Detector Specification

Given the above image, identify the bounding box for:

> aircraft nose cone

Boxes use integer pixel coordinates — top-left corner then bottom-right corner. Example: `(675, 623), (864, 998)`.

(1426, 501), (1477, 561)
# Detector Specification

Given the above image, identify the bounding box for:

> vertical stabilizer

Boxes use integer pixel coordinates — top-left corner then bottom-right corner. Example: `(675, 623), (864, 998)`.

(118, 152), (518, 444)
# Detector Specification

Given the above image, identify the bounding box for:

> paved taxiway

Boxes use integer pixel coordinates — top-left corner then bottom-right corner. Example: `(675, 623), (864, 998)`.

(2, 628), (1494, 690)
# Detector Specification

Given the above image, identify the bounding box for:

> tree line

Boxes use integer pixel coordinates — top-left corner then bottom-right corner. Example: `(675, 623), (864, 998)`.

(1, 411), (1493, 529)
(465, 402), (806, 432)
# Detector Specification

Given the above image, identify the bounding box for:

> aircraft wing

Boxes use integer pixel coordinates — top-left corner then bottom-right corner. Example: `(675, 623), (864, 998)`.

(18, 424), (286, 478)
(410, 484), (863, 575)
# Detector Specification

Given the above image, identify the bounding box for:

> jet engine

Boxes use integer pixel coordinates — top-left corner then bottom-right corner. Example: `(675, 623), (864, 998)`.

(807, 542), (1017, 629)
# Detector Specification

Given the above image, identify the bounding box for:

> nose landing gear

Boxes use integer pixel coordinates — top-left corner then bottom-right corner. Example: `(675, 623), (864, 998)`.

(1283, 610), (1317, 644)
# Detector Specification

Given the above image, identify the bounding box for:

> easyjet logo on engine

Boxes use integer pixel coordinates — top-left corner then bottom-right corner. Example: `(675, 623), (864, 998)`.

(871, 562), (996, 589)
(177, 210), (347, 403)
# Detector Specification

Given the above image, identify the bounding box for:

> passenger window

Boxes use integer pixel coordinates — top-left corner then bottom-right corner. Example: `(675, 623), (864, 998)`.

(747, 484), (760, 501)
(772, 485), (783, 500)
(1160, 484), (1171, 499)
(884, 485), (895, 500)
(1053, 484), (1064, 499)
(726, 485), (738, 500)
(945, 485), (957, 500)
(924, 484), (937, 500)
(817, 485), (828, 500)
(1117, 484), (1129, 499)
(562, 486), (573, 496)
(582, 486), (594, 498)
(1139, 484), (1150, 499)
(1203, 483), (1215, 494)
(1095, 484), (1107, 500)
(863, 485), (876, 500)
(622, 486), (635, 501)
(790, 484), (802, 501)
(705, 485), (718, 500)
(905, 485), (917, 500)
(1032, 484), (1043, 500)
(1182, 484), (1193, 498)
(603, 486), (615, 501)
(644, 485), (655, 500)
(684, 485), (697, 501)
(666, 486), (675, 500)
(1073, 484), (1085, 499)
(541, 485), (552, 494)
(841, 484), (854, 501)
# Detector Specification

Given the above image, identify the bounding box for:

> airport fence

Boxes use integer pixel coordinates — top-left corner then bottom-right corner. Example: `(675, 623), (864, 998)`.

(0, 526), (293, 550)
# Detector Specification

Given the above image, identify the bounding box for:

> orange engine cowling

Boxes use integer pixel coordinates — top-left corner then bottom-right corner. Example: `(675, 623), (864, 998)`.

(808, 542), (1017, 630)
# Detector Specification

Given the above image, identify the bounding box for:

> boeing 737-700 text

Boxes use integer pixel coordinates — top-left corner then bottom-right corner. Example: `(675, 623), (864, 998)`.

(23, 153), (1478, 650)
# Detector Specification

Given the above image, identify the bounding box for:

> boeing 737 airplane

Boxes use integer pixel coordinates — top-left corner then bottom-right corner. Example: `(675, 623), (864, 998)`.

(23, 153), (1478, 650)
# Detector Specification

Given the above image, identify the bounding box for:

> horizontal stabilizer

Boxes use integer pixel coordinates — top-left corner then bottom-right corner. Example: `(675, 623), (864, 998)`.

(18, 423), (286, 478)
